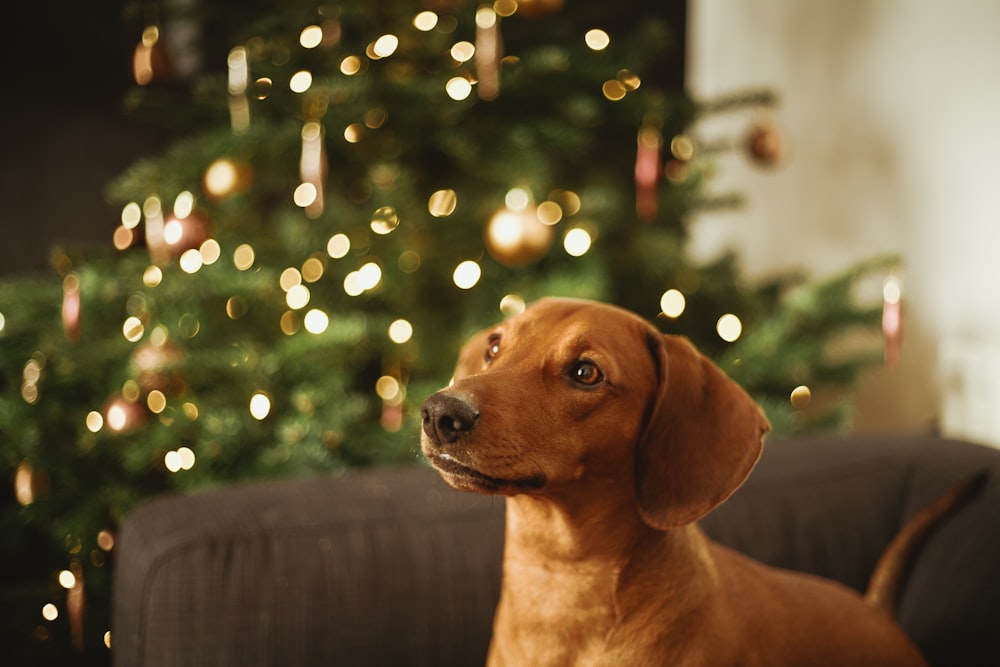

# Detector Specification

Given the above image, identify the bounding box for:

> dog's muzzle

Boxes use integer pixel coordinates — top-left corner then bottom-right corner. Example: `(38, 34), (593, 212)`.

(421, 392), (479, 445)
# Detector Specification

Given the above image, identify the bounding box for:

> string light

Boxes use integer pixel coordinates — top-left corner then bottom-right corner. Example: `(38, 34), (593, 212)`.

(249, 392), (272, 420)
(585, 29), (610, 51)
(563, 227), (592, 257)
(179, 249), (203, 274)
(451, 41), (476, 63)
(717, 314), (743, 342)
(371, 206), (400, 234)
(233, 244), (255, 270)
(327, 234), (350, 259)
(299, 25), (323, 49)
(122, 317), (144, 342)
(660, 289), (686, 318)
(790, 385), (812, 409)
(428, 189), (457, 217)
(289, 70), (313, 93)
(86, 411), (104, 433)
(388, 319), (413, 344)
(446, 76), (473, 101)
(453, 261), (482, 289)
(500, 294), (526, 317)
(413, 11), (438, 31)
(303, 309), (330, 334)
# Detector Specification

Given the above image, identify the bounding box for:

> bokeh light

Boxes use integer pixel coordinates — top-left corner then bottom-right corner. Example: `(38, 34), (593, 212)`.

(304, 309), (330, 334)
(660, 289), (686, 318)
(414, 11), (438, 31)
(249, 392), (272, 420)
(453, 260), (482, 289)
(446, 77), (473, 101)
(585, 29), (610, 51)
(717, 313), (743, 342)
(327, 233), (350, 259)
(388, 319), (413, 344)
(563, 228), (592, 256)
(289, 70), (313, 93)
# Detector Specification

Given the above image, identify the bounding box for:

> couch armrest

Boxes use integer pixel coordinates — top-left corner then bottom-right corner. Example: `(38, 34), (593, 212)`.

(113, 465), (504, 667)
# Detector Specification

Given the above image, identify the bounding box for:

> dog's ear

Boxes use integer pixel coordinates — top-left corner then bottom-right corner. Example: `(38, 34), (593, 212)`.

(636, 333), (770, 530)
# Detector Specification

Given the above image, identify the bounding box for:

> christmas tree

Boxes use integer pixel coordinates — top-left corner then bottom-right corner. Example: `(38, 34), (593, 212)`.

(0, 1), (895, 663)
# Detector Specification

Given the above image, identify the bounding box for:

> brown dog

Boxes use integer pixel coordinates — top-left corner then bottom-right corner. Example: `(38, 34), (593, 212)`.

(421, 297), (928, 666)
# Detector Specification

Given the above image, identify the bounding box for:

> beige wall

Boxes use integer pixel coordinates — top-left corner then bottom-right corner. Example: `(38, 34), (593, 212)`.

(687, 0), (1000, 444)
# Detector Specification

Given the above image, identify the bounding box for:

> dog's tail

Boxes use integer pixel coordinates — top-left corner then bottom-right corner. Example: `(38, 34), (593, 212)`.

(864, 469), (988, 615)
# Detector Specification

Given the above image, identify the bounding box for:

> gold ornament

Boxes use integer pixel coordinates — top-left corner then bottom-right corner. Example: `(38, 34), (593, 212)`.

(131, 340), (185, 393)
(747, 119), (787, 167)
(485, 207), (554, 266)
(202, 158), (254, 201)
(133, 26), (172, 85)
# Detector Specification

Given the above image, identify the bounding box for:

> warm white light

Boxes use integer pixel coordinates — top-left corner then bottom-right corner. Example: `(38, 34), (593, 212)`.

(376, 376), (401, 402)
(147, 390), (167, 414)
(304, 309), (330, 334)
(585, 29), (610, 51)
(563, 228), (592, 256)
(164, 451), (182, 473)
(344, 272), (364, 296)
(500, 294), (526, 317)
(86, 411), (104, 433)
(340, 55), (362, 75)
(293, 182), (318, 207)
(123, 317), (144, 342)
(451, 41), (475, 63)
(122, 202), (142, 229)
(327, 233), (350, 259)
(372, 34), (399, 58)
(177, 446), (196, 470)
(289, 70), (313, 93)
(163, 219), (183, 245)
(42, 604), (59, 622)
(143, 265), (163, 287)
(58, 570), (77, 589)
(300, 25), (323, 49)
(790, 385), (812, 409)
(179, 249), (203, 274)
(357, 262), (382, 290)
(660, 289), (686, 318)
(446, 77), (473, 101)
(453, 261), (482, 289)
(280, 268), (302, 292)
(505, 188), (531, 211)
(717, 314), (743, 342)
(286, 284), (311, 310)
(249, 392), (272, 420)
(233, 244), (255, 271)
(200, 239), (221, 264)
(388, 319), (413, 344)
(414, 11), (438, 31)
(203, 160), (238, 197)
(106, 404), (128, 431)
(173, 191), (195, 219)
(476, 6), (497, 28)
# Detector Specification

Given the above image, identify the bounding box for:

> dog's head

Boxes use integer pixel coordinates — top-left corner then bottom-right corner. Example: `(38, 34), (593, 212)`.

(420, 297), (769, 529)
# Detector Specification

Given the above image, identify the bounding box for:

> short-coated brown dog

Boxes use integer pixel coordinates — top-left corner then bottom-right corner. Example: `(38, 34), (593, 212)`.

(420, 297), (933, 666)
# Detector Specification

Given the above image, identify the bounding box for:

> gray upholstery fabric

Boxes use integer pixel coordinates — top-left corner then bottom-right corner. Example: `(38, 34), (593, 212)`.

(114, 435), (1000, 666)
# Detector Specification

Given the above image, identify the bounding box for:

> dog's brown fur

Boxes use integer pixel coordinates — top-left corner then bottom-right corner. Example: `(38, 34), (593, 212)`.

(421, 298), (928, 666)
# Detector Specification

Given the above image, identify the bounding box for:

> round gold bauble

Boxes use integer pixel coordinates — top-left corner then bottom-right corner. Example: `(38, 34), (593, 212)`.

(485, 208), (555, 266)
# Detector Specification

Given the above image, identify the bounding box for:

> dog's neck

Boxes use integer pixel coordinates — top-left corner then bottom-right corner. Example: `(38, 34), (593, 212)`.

(489, 488), (718, 666)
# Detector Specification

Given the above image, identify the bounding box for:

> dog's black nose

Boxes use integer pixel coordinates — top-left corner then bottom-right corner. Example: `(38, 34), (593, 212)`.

(421, 393), (479, 445)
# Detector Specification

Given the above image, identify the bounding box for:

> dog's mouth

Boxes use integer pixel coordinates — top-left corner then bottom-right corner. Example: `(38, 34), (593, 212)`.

(428, 453), (546, 494)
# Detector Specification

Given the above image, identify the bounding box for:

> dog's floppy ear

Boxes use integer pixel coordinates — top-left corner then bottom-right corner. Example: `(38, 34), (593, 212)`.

(636, 333), (770, 530)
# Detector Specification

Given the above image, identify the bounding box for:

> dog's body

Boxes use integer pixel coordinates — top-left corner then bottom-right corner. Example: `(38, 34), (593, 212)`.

(421, 298), (927, 666)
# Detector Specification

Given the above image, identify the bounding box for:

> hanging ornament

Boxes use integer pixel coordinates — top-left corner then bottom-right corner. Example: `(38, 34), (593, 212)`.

(133, 25), (172, 86)
(882, 275), (903, 369)
(514, 0), (566, 20)
(299, 121), (327, 219)
(475, 6), (502, 101)
(227, 46), (250, 134)
(485, 205), (555, 266)
(634, 126), (662, 222)
(65, 561), (85, 652)
(62, 272), (81, 342)
(746, 118), (787, 167)
(131, 340), (185, 393)
(14, 460), (49, 506)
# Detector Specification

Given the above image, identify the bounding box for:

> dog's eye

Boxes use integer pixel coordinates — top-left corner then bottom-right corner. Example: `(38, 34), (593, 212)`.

(569, 360), (604, 386)
(485, 334), (501, 362)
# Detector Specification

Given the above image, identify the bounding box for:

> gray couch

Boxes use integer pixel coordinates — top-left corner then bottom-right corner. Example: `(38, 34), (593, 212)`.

(112, 434), (1000, 666)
